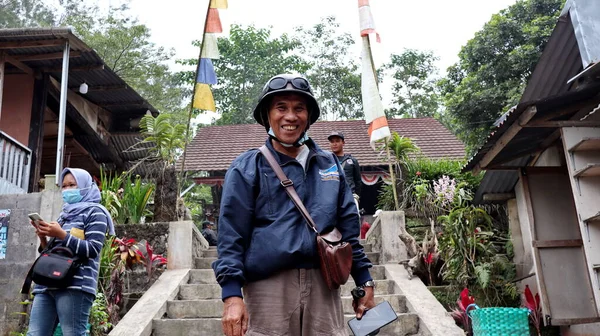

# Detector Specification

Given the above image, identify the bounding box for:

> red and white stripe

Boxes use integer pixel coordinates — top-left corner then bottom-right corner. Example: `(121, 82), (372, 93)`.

(358, 0), (381, 42)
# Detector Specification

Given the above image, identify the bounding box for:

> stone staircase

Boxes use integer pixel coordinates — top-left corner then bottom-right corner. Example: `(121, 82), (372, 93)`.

(152, 241), (421, 336)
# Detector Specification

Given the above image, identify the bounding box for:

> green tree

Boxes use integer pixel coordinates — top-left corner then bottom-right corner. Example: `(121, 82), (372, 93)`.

(294, 16), (363, 120)
(0, 0), (54, 28)
(440, 0), (564, 154)
(383, 49), (441, 119)
(0, 0), (185, 115)
(178, 24), (309, 125)
(62, 3), (185, 114)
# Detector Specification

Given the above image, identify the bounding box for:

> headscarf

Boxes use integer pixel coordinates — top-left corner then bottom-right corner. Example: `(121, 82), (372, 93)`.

(59, 168), (115, 235)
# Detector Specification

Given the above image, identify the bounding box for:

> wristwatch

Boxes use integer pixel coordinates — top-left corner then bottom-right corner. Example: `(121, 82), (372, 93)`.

(360, 280), (376, 288)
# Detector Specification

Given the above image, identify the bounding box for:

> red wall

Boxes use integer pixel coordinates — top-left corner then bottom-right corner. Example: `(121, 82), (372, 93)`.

(0, 74), (35, 146)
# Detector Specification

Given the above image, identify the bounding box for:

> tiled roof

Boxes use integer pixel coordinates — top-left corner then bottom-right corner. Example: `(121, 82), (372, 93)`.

(182, 118), (466, 172)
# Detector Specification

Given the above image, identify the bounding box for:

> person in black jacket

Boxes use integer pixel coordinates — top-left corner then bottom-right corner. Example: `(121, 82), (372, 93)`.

(201, 221), (218, 246)
(328, 131), (362, 211)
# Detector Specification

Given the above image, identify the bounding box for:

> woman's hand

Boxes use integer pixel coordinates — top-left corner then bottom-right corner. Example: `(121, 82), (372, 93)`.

(353, 286), (376, 319)
(37, 220), (67, 240)
(222, 297), (248, 336)
(30, 221), (46, 238)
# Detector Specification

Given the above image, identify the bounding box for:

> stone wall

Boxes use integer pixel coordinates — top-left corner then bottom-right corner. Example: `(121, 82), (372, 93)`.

(0, 191), (62, 336)
(114, 222), (170, 256)
(112, 222), (170, 318)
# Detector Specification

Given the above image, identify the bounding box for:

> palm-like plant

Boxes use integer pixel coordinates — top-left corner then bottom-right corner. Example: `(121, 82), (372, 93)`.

(100, 168), (124, 220)
(140, 113), (187, 166)
(378, 132), (420, 209)
(139, 113), (187, 222)
(122, 175), (154, 224)
(387, 132), (420, 165)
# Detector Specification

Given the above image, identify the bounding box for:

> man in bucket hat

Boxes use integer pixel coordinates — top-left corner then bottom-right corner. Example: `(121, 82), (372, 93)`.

(212, 74), (375, 336)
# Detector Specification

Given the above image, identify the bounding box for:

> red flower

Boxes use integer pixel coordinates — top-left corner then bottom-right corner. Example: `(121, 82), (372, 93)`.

(459, 288), (476, 311)
(416, 171), (422, 176)
(524, 285), (540, 311)
(424, 252), (434, 265)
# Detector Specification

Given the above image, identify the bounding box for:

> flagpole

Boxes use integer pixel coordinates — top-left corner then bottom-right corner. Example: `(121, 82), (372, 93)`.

(179, 0), (213, 193)
(364, 33), (399, 210)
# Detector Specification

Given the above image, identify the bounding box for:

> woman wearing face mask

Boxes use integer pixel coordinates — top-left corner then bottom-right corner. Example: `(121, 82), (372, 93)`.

(27, 168), (114, 336)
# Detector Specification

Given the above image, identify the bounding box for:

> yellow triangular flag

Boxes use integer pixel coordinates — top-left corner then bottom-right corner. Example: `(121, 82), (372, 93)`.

(193, 83), (216, 111)
(210, 0), (228, 9)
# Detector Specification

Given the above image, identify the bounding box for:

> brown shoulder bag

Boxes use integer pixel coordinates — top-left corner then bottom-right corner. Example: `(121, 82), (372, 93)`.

(259, 146), (353, 290)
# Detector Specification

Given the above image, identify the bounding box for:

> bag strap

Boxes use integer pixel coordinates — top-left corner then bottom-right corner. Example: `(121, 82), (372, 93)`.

(259, 146), (318, 234)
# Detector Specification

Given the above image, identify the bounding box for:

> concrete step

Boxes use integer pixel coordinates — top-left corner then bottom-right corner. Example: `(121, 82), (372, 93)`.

(362, 243), (372, 252)
(195, 253), (378, 270)
(167, 299), (223, 319)
(167, 293), (407, 320)
(366, 252), (380, 265)
(189, 269), (217, 284)
(341, 294), (407, 315)
(187, 264), (387, 287)
(179, 281), (395, 301)
(153, 313), (419, 336)
(341, 280), (396, 296)
(194, 257), (217, 269)
(203, 249), (218, 258)
(344, 312), (419, 336)
(179, 284), (221, 300)
(348, 265), (386, 282)
(153, 318), (222, 336)
(167, 300), (223, 319)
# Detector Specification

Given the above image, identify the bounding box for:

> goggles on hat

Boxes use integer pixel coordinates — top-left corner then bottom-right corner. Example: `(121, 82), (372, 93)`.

(266, 76), (311, 93)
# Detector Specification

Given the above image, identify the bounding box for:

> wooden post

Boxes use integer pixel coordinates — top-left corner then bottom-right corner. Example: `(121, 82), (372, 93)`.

(0, 51), (5, 122)
(28, 74), (49, 192)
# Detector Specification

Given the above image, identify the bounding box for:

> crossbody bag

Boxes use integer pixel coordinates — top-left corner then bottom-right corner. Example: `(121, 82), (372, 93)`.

(259, 145), (353, 290)
(21, 239), (81, 294)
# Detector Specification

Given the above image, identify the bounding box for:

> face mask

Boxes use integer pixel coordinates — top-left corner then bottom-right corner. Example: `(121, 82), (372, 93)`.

(62, 189), (83, 204)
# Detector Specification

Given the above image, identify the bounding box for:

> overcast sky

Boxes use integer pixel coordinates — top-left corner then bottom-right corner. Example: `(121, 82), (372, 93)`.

(122, 0), (518, 122)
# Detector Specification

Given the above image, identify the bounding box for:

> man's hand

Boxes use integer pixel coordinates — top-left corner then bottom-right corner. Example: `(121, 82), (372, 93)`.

(353, 286), (376, 319)
(37, 221), (67, 240)
(222, 297), (248, 336)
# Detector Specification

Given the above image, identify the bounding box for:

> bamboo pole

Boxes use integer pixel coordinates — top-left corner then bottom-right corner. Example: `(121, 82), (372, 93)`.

(179, 0), (213, 193)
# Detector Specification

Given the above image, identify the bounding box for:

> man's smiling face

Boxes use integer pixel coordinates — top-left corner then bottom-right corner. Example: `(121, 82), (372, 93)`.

(268, 93), (309, 145)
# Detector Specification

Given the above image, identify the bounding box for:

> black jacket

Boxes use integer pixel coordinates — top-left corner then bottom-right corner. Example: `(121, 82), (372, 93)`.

(202, 228), (218, 246)
(337, 154), (361, 195)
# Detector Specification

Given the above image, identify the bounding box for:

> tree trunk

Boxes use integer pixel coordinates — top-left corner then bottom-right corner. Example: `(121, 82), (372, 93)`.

(154, 166), (178, 222)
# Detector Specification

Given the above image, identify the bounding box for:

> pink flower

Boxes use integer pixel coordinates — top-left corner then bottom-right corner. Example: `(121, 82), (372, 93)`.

(416, 171), (422, 176)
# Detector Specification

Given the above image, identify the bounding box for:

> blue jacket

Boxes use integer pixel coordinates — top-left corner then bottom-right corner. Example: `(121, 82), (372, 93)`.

(212, 139), (373, 300)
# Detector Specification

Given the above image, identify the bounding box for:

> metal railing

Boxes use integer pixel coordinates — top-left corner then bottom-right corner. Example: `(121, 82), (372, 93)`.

(0, 131), (31, 194)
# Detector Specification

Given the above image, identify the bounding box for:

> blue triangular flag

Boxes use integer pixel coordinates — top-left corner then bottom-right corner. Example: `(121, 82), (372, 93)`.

(196, 58), (218, 85)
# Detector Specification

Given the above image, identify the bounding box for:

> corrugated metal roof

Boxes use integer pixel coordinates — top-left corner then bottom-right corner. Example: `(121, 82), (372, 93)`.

(473, 156), (530, 204)
(520, 13), (582, 103)
(0, 27), (158, 123)
(464, 82), (600, 173)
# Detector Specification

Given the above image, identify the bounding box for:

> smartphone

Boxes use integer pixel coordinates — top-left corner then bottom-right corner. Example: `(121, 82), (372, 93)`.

(348, 301), (398, 336)
(28, 213), (44, 226)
